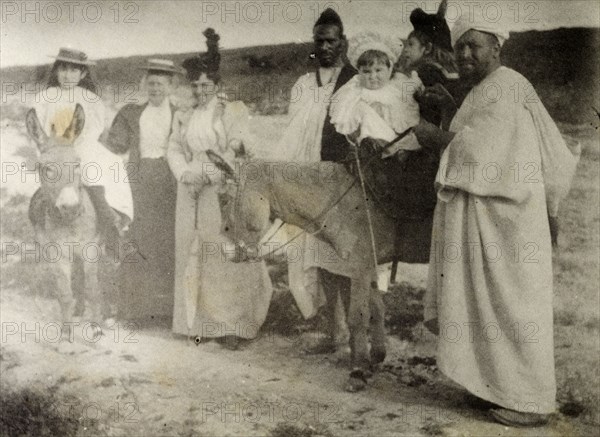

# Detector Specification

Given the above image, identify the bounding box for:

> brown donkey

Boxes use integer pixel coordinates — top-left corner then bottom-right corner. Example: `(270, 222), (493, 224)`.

(26, 104), (107, 342)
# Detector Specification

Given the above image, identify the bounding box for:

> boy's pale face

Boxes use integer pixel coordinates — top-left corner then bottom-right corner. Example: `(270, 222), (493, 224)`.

(146, 74), (172, 106)
(57, 63), (86, 89)
(358, 60), (391, 90)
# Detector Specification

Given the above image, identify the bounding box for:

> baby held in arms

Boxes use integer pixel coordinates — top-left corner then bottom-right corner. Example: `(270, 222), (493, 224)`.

(330, 31), (422, 162)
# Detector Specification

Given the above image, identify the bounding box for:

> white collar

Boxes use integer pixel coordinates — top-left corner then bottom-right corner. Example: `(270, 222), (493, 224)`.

(146, 97), (171, 110)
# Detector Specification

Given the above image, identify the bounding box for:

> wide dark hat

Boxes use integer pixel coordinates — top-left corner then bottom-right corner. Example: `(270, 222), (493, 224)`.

(314, 7), (343, 34)
(409, 0), (452, 52)
(182, 28), (221, 82)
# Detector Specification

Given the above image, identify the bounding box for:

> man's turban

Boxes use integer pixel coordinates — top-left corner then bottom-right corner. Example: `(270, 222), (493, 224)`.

(451, 11), (510, 47)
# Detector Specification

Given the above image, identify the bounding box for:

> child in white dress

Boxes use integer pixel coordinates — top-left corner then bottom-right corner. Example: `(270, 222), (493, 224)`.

(329, 33), (424, 291)
(330, 32), (422, 161)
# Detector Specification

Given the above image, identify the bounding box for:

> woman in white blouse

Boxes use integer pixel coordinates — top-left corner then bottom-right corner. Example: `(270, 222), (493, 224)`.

(168, 51), (272, 349)
(106, 59), (181, 323)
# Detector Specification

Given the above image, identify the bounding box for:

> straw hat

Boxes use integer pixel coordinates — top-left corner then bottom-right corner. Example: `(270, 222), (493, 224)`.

(139, 58), (184, 75)
(49, 47), (96, 66)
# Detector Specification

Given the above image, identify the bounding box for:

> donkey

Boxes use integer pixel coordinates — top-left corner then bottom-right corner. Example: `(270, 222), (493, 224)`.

(213, 157), (414, 391)
(26, 104), (107, 342)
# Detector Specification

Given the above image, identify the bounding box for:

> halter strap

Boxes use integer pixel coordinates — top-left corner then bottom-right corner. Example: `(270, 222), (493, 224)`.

(230, 129), (413, 260)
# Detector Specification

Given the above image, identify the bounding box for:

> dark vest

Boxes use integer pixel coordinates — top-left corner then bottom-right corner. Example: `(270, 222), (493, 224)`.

(320, 64), (357, 162)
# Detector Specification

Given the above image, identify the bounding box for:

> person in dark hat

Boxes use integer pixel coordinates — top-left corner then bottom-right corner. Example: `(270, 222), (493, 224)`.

(313, 8), (357, 162)
(275, 8), (357, 354)
(384, 0), (467, 266)
(106, 59), (182, 323)
(399, 0), (467, 128)
(168, 29), (273, 350)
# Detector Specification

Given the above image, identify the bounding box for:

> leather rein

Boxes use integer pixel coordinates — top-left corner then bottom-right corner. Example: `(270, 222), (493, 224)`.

(226, 128), (413, 261)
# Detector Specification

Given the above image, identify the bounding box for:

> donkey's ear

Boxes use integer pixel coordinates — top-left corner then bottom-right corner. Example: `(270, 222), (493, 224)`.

(63, 103), (86, 142)
(25, 108), (49, 151)
(437, 0), (448, 18)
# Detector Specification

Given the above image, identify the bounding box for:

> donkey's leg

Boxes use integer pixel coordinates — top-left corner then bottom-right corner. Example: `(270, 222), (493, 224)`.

(54, 259), (76, 342)
(345, 274), (372, 392)
(305, 269), (343, 354)
(369, 288), (386, 365)
(99, 252), (119, 323)
(81, 254), (102, 339)
(71, 256), (85, 317)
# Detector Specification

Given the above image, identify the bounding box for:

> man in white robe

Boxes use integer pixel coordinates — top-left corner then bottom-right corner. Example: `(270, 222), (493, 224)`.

(274, 9), (357, 353)
(413, 16), (579, 427)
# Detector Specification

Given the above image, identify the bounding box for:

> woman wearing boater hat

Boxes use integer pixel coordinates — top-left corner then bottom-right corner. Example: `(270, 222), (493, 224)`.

(106, 59), (182, 323)
(31, 48), (133, 252)
(168, 29), (272, 349)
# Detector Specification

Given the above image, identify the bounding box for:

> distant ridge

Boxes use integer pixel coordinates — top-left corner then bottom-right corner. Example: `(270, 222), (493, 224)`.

(2, 28), (598, 124)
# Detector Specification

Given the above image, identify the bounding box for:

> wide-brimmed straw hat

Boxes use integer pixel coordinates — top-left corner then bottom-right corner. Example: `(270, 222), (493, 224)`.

(49, 47), (96, 66)
(138, 58), (184, 75)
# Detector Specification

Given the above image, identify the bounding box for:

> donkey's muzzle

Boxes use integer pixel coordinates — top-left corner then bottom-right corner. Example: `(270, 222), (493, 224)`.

(54, 186), (83, 221)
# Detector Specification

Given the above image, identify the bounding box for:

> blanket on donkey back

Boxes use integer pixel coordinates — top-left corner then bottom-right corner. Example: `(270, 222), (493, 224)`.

(346, 137), (438, 264)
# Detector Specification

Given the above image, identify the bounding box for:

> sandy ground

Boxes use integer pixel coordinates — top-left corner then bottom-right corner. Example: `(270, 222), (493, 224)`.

(1, 284), (596, 437)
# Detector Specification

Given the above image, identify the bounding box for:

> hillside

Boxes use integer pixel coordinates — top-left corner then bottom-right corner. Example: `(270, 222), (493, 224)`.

(2, 27), (599, 124)
(501, 27), (600, 124)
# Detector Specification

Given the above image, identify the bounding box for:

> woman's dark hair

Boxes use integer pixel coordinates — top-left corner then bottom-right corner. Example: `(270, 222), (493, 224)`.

(356, 49), (391, 69)
(202, 70), (221, 85)
(183, 27), (221, 86)
(408, 30), (457, 74)
(46, 61), (99, 94)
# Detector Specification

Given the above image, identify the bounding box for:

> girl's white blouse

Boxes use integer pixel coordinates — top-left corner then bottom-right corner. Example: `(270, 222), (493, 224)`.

(33, 86), (105, 152)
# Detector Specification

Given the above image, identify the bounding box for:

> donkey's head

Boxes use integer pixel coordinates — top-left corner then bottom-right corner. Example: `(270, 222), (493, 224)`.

(26, 104), (86, 221)
(209, 152), (271, 262)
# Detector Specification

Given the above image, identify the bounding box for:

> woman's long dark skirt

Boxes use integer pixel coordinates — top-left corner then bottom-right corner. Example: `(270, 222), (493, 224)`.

(118, 158), (177, 322)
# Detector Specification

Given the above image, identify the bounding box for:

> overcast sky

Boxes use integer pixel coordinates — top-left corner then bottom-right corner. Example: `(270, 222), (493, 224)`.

(2, 0), (599, 67)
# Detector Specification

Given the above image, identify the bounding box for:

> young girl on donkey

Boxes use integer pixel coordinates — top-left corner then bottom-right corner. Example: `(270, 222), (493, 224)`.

(30, 48), (133, 251)
(29, 48), (133, 327)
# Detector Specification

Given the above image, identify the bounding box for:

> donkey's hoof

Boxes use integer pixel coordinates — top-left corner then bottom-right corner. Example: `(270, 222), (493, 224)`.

(370, 348), (386, 365)
(303, 339), (337, 355)
(85, 324), (103, 341)
(92, 325), (103, 339)
(344, 369), (368, 392)
(103, 318), (117, 329)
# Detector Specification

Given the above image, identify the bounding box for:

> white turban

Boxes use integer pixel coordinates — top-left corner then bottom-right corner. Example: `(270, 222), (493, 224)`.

(451, 11), (510, 47)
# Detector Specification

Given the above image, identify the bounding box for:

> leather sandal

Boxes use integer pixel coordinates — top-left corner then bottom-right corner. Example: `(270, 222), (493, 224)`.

(490, 408), (550, 427)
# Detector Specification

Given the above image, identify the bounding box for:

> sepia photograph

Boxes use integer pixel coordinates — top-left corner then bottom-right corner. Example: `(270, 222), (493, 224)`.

(1, 1), (599, 435)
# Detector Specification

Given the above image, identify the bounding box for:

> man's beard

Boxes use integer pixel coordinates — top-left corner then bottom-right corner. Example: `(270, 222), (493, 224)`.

(316, 51), (340, 67)
(458, 65), (487, 86)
